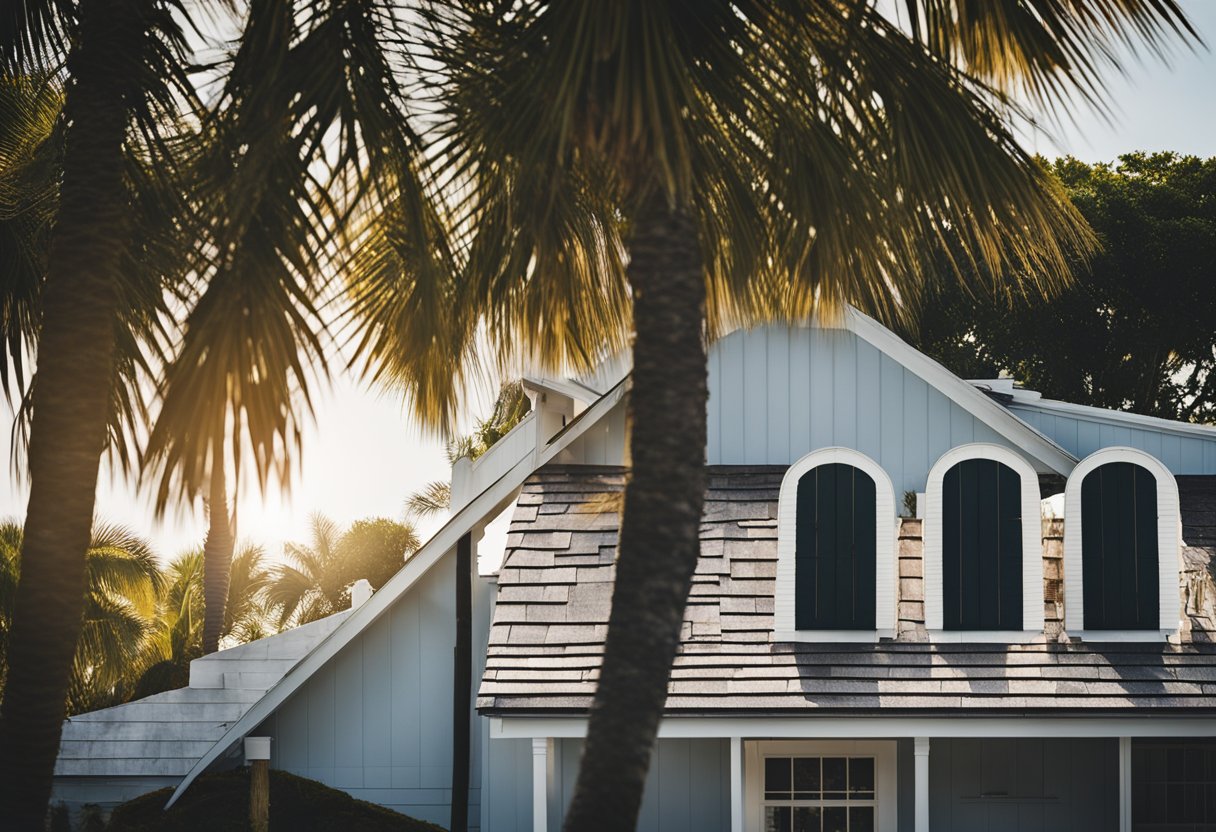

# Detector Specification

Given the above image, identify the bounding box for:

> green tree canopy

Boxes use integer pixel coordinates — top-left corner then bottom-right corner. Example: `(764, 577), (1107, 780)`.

(908, 153), (1216, 422)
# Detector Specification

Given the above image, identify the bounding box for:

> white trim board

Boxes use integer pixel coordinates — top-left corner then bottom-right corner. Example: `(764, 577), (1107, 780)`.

(773, 447), (898, 642)
(922, 443), (1046, 640)
(1009, 397), (1216, 442)
(490, 715), (1216, 740)
(164, 379), (629, 808)
(1062, 447), (1184, 639)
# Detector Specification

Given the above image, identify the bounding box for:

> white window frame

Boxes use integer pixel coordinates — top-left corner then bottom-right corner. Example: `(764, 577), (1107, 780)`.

(1063, 446), (1182, 641)
(744, 740), (898, 832)
(924, 443), (1045, 642)
(774, 448), (897, 642)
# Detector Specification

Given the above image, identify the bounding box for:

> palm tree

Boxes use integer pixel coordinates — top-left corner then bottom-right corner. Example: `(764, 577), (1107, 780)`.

(266, 514), (422, 630)
(3, 1), (446, 819)
(134, 543), (274, 698)
(350, 2), (1198, 827)
(0, 521), (162, 715)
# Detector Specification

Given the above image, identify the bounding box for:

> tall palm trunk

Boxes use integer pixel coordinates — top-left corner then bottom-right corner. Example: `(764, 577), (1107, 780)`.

(0, 1), (142, 827)
(563, 192), (707, 831)
(202, 463), (235, 654)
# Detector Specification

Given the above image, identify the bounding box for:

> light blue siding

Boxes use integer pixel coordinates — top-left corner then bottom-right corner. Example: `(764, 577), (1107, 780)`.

(1010, 404), (1216, 475)
(258, 554), (491, 830)
(708, 327), (1030, 494)
(548, 738), (731, 832)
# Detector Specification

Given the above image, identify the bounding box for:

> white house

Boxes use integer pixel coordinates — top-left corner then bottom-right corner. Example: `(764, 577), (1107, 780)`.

(51, 310), (1216, 831)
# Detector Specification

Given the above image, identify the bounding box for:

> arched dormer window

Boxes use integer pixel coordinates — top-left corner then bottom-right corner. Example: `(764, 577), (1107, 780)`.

(1063, 447), (1181, 640)
(924, 444), (1044, 641)
(775, 448), (897, 642)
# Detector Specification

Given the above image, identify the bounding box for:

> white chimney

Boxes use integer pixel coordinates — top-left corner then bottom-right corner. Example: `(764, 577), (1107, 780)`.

(350, 579), (373, 609)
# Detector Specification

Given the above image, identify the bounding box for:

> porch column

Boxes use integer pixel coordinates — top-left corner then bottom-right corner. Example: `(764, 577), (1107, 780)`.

(1119, 737), (1132, 832)
(914, 737), (930, 832)
(730, 736), (744, 832)
(532, 737), (549, 832)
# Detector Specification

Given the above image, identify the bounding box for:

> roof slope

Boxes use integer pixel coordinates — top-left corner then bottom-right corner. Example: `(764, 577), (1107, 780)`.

(54, 612), (348, 778)
(479, 466), (1216, 714)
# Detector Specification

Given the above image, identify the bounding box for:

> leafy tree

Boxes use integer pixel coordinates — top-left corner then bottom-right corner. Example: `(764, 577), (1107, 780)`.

(0, 521), (162, 715)
(338, 519), (422, 591)
(358, 2), (1193, 827)
(908, 152), (1216, 422)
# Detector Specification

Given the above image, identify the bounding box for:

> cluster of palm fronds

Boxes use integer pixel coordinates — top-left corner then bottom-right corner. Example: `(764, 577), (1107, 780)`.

(0, 513), (418, 714)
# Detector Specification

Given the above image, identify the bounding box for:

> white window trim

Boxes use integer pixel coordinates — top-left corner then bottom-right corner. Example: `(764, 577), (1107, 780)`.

(774, 447), (897, 642)
(1062, 447), (1182, 641)
(744, 739), (898, 832)
(924, 443), (1045, 641)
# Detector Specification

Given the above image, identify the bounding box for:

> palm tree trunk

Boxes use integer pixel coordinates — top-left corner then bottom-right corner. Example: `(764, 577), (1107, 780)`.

(450, 532), (473, 832)
(563, 192), (707, 831)
(202, 462), (235, 654)
(0, 1), (141, 827)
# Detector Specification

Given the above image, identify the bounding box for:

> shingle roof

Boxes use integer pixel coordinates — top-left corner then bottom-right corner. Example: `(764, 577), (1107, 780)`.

(479, 465), (1216, 715)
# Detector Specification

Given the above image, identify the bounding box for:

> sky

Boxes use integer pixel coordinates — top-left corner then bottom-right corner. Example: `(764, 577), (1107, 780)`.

(2, 1), (1215, 565)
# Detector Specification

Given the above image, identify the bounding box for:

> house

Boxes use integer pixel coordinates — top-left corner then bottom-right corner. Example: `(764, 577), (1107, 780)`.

(51, 310), (1216, 831)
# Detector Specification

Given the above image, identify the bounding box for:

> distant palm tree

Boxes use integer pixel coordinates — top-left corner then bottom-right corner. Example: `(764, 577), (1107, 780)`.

(362, 2), (1198, 827)
(0, 521), (162, 715)
(134, 543), (273, 698)
(266, 514), (421, 629)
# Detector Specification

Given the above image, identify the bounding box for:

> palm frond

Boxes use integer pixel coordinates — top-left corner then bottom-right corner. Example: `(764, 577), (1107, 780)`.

(405, 481), (451, 518)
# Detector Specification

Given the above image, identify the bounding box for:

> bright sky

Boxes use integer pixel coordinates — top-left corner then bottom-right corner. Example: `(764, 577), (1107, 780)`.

(2, 1), (1215, 564)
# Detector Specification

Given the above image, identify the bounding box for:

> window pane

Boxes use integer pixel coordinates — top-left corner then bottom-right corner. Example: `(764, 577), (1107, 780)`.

(849, 758), (875, 796)
(794, 757), (821, 798)
(849, 806), (875, 832)
(766, 757), (792, 799)
(823, 757), (847, 796)
(765, 806), (791, 832)
(823, 806), (847, 832)
(793, 807), (821, 832)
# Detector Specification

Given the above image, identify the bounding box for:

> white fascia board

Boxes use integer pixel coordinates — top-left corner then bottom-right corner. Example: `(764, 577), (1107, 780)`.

(1009, 398), (1216, 441)
(490, 714), (1216, 741)
(165, 379), (628, 809)
(843, 309), (1078, 476)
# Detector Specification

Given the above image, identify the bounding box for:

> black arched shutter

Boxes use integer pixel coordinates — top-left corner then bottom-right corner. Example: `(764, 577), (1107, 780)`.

(1080, 462), (1159, 630)
(794, 464), (877, 630)
(941, 458), (1023, 630)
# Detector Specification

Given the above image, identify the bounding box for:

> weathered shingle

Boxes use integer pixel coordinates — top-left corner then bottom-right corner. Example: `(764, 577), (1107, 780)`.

(481, 465), (1216, 714)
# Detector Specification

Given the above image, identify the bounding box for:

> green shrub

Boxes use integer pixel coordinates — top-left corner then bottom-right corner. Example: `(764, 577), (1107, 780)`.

(105, 768), (446, 832)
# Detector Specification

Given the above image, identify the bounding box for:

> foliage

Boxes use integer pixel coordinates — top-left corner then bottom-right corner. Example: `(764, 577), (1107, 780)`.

(104, 767), (445, 832)
(0, 520), (162, 714)
(266, 514), (421, 629)
(908, 153), (1216, 422)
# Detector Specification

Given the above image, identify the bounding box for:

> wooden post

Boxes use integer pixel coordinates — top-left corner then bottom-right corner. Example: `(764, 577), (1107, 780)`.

(245, 736), (272, 832)
(450, 533), (473, 832)
(914, 737), (930, 832)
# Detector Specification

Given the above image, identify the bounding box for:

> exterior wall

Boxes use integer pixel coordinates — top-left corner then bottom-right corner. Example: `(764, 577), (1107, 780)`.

(708, 327), (1014, 492)
(50, 775), (180, 819)
(256, 554), (486, 829)
(928, 737), (1118, 832)
(1010, 405), (1216, 475)
(548, 738), (731, 832)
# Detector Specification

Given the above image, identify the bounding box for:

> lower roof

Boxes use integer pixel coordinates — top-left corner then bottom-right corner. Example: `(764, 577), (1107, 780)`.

(478, 465), (1216, 715)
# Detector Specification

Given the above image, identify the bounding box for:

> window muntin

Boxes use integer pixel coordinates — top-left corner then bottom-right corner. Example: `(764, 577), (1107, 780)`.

(1081, 462), (1159, 630)
(763, 755), (876, 832)
(1132, 740), (1216, 830)
(795, 464), (877, 631)
(941, 457), (1023, 631)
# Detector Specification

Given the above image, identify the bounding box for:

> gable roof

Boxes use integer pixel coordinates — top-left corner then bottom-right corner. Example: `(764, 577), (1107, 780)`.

(480, 465), (1216, 715)
(163, 378), (628, 807)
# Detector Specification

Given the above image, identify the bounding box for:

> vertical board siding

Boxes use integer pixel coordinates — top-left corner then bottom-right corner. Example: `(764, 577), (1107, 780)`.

(261, 557), (459, 829)
(1009, 404), (1216, 475)
(708, 326), (1030, 494)
(551, 739), (730, 832)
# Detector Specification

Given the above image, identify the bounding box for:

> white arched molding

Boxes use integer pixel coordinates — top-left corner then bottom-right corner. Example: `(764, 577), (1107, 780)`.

(774, 448), (898, 643)
(1063, 447), (1182, 641)
(924, 443), (1045, 642)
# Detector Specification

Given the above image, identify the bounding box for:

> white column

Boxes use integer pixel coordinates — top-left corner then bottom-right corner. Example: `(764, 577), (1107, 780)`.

(1119, 737), (1132, 832)
(914, 737), (930, 832)
(730, 737), (744, 832)
(532, 737), (549, 832)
